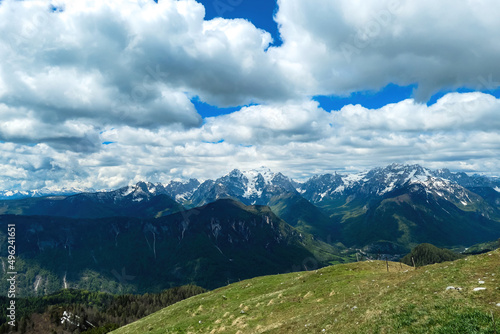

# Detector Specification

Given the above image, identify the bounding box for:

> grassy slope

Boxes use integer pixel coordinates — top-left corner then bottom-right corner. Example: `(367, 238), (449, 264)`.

(113, 250), (500, 334)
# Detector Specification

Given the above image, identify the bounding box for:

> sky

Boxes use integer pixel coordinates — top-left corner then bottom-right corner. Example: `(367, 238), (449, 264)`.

(0, 0), (500, 191)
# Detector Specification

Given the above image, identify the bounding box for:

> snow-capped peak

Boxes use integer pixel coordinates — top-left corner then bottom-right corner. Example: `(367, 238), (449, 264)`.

(237, 167), (275, 198)
(110, 182), (159, 202)
(0, 187), (93, 200)
(122, 186), (136, 197)
(241, 167), (276, 186)
(193, 166), (296, 205)
(298, 164), (484, 205)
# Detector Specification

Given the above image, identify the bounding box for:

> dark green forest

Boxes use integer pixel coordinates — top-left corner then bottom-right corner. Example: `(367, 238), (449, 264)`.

(0, 285), (205, 333)
(401, 243), (463, 267)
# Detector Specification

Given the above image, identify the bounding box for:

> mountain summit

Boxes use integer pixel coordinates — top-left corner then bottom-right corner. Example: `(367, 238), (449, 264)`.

(187, 167), (297, 207)
(297, 163), (498, 206)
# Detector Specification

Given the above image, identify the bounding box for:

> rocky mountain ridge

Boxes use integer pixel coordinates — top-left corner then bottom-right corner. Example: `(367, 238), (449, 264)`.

(2, 164), (498, 204)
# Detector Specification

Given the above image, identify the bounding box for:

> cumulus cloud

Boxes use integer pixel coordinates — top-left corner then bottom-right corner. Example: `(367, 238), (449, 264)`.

(335, 93), (500, 132)
(0, 0), (290, 143)
(272, 0), (500, 100)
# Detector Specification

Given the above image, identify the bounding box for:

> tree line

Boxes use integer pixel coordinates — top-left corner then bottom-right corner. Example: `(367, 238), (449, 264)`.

(0, 285), (206, 333)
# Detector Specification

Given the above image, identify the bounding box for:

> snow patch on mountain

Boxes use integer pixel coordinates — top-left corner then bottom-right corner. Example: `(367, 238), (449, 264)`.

(237, 167), (290, 200)
(297, 163), (486, 205)
(241, 170), (264, 198)
(175, 193), (191, 202)
(122, 186), (135, 197)
(163, 179), (201, 203)
(379, 182), (396, 195)
(333, 185), (345, 193)
(343, 172), (367, 185)
(243, 179), (263, 198)
(242, 167), (275, 185)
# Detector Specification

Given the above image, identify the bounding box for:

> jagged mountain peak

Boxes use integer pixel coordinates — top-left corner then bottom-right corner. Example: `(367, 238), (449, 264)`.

(241, 166), (274, 180)
(186, 167), (297, 207)
(370, 163), (431, 177)
(297, 163), (490, 204)
(225, 167), (281, 184)
(363, 164), (435, 195)
(224, 167), (292, 190)
(119, 181), (162, 200)
(228, 168), (244, 178)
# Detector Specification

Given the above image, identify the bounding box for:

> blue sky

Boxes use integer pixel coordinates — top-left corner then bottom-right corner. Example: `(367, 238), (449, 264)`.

(0, 0), (499, 191)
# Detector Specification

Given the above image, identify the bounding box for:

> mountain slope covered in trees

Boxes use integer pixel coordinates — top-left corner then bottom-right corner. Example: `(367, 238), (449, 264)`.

(0, 199), (341, 296)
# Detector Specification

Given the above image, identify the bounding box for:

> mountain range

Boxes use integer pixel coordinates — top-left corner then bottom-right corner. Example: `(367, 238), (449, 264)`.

(1, 164), (500, 296)
(3, 164), (499, 208)
(2, 164), (499, 245)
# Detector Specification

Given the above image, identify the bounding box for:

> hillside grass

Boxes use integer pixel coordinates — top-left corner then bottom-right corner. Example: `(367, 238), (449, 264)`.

(113, 250), (500, 334)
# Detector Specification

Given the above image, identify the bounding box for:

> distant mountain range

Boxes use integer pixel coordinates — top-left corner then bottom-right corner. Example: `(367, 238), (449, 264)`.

(1, 164), (500, 296)
(0, 187), (92, 200)
(2, 164), (500, 246)
(2, 164), (499, 204)
(0, 181), (183, 219)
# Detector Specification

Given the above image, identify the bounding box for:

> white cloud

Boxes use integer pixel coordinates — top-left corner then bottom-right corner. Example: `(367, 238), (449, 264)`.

(272, 0), (500, 100)
(0, 0), (291, 135)
(1, 92), (499, 191)
(2, 0), (500, 117)
(335, 92), (500, 132)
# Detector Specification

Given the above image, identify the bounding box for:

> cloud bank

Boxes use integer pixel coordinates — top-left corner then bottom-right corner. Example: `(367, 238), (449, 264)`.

(1, 92), (499, 190)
